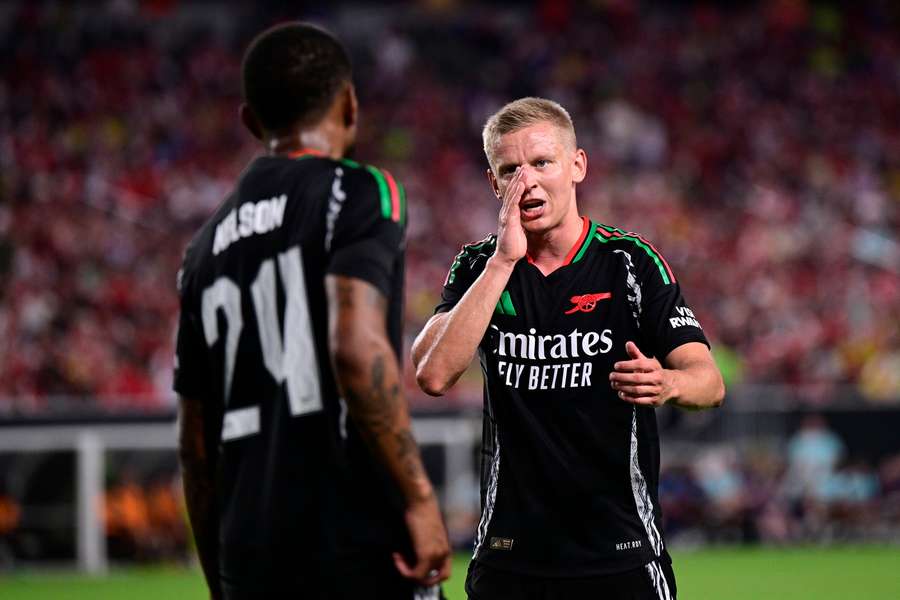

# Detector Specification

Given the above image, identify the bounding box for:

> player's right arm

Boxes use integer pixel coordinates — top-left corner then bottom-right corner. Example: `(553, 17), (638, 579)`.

(325, 164), (449, 585)
(412, 167), (526, 396)
(325, 275), (450, 586)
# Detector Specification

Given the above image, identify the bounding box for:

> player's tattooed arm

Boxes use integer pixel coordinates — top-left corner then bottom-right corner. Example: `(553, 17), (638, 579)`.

(327, 275), (432, 496)
(325, 275), (451, 585)
(341, 353), (426, 481)
(177, 396), (222, 600)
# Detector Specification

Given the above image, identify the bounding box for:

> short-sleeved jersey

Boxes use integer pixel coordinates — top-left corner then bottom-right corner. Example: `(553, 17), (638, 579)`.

(436, 216), (708, 577)
(173, 152), (409, 590)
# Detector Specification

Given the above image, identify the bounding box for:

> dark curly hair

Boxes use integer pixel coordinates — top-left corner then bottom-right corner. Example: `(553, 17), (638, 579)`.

(241, 22), (352, 134)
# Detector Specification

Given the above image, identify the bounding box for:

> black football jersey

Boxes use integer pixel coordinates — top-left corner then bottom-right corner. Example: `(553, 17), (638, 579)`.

(436, 216), (709, 577)
(173, 151), (408, 589)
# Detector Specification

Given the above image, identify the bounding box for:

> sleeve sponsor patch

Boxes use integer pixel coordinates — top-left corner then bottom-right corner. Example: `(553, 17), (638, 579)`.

(669, 306), (702, 329)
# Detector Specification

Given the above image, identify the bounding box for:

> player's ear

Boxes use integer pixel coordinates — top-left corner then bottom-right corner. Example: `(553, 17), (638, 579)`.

(239, 104), (264, 141)
(571, 148), (587, 184)
(342, 82), (358, 129)
(486, 169), (501, 202)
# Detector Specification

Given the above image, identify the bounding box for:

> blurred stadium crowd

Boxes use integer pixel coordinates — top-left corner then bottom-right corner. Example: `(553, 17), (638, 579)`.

(2, 1), (899, 410)
(1, 0), (899, 558)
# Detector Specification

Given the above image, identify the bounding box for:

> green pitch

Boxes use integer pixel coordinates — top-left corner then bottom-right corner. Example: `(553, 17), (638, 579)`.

(1, 547), (898, 599)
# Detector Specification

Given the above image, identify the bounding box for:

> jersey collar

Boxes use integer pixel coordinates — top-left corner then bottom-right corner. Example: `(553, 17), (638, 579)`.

(286, 148), (326, 160)
(526, 216), (596, 267)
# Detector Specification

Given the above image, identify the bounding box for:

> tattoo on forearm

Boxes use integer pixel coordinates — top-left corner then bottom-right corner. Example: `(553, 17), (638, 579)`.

(394, 429), (425, 479)
(343, 353), (427, 484)
(335, 280), (355, 309)
(334, 279), (386, 311)
(330, 277), (427, 494)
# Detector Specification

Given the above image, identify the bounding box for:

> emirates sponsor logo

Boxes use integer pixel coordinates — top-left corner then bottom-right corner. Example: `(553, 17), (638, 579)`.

(565, 292), (612, 314)
(490, 325), (614, 391)
(495, 327), (613, 360)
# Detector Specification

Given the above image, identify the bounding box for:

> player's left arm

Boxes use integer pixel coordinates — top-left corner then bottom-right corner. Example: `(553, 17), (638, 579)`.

(177, 394), (222, 600)
(173, 258), (222, 599)
(609, 340), (725, 409)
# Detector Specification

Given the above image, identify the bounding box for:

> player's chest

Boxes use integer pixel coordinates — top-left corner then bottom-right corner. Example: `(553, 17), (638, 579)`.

(480, 258), (637, 393)
(489, 257), (636, 332)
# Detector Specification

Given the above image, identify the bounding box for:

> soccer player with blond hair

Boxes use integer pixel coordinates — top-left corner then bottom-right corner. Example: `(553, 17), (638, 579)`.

(413, 97), (725, 599)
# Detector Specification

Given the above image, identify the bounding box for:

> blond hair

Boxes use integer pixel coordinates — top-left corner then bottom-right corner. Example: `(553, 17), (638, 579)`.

(482, 97), (577, 172)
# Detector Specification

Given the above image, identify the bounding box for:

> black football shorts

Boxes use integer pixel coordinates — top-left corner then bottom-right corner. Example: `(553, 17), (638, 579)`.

(222, 557), (445, 600)
(465, 558), (676, 600)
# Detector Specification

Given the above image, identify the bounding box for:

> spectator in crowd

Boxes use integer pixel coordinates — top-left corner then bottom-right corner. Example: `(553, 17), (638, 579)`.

(783, 415), (845, 502)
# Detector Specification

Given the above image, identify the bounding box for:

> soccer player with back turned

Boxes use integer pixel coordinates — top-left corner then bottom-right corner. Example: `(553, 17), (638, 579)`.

(174, 23), (450, 599)
(413, 98), (725, 599)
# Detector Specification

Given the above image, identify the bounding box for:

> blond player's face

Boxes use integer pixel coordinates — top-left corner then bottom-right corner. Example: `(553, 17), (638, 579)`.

(490, 122), (586, 233)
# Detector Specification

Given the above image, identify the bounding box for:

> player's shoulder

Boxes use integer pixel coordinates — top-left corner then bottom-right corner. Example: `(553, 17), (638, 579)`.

(176, 189), (245, 297)
(176, 233), (206, 298)
(323, 157), (407, 227)
(593, 222), (656, 251)
(446, 233), (497, 285)
(252, 154), (403, 221)
(458, 233), (498, 256)
(593, 222), (676, 284)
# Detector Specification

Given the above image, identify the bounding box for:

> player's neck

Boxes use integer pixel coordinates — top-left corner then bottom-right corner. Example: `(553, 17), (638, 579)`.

(267, 124), (347, 160)
(525, 212), (585, 275)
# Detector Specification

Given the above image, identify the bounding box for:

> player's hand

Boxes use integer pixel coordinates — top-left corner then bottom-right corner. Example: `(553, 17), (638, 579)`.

(393, 493), (452, 586)
(494, 167), (528, 267)
(609, 341), (677, 407)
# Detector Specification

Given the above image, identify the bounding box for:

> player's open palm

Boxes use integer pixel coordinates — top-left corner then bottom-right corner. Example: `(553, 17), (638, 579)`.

(609, 341), (676, 407)
(495, 167), (528, 266)
(393, 495), (451, 586)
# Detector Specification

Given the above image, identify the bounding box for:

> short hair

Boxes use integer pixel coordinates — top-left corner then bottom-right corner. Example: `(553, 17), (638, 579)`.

(242, 22), (352, 134)
(482, 97), (577, 171)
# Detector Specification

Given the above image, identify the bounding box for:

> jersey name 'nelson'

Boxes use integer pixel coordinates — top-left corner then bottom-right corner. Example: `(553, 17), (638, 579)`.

(212, 193), (289, 255)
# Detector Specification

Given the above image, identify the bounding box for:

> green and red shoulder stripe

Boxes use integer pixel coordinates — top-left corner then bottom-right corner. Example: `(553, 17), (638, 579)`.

(593, 223), (676, 284)
(345, 158), (406, 226)
(288, 150), (406, 226)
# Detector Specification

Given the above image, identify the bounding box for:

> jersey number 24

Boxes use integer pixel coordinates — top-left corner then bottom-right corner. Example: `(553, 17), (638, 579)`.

(200, 245), (322, 441)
